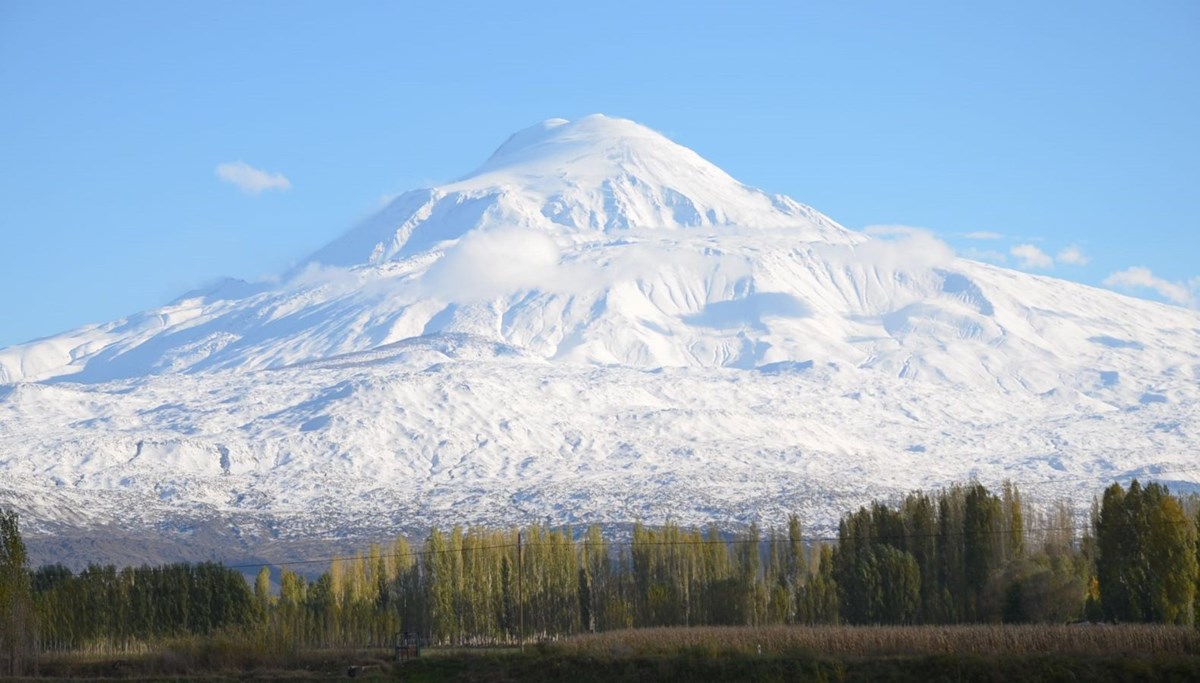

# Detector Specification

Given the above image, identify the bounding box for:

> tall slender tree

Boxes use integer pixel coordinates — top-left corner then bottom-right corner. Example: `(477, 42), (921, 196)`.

(1097, 480), (1198, 624)
(0, 509), (33, 676)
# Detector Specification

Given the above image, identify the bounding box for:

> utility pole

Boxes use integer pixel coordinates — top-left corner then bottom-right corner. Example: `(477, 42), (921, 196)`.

(517, 530), (525, 651)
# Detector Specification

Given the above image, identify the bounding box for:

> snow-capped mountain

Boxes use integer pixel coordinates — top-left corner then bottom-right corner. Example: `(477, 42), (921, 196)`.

(2, 115), (1198, 561)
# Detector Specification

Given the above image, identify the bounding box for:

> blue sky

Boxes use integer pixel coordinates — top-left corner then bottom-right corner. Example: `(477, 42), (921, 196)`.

(1, 1), (1197, 347)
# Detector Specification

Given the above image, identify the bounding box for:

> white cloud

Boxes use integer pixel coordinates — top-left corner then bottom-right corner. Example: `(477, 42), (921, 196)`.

(960, 248), (1008, 265)
(421, 228), (571, 302)
(286, 261), (362, 289)
(864, 224), (926, 237)
(1103, 267), (1196, 307)
(1010, 244), (1053, 270)
(215, 161), (291, 195)
(1057, 245), (1089, 266)
(419, 227), (752, 303)
(840, 225), (956, 271)
(962, 231), (1003, 240)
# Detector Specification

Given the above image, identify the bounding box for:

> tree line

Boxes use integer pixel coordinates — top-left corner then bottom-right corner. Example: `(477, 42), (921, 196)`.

(1, 479), (1198, 667)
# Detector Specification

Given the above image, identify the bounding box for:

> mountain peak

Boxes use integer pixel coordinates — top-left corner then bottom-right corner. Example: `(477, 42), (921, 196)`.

(473, 114), (678, 176)
(310, 115), (859, 267)
(460, 114), (720, 184)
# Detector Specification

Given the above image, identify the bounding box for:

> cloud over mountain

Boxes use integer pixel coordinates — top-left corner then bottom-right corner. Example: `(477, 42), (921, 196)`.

(215, 161), (291, 195)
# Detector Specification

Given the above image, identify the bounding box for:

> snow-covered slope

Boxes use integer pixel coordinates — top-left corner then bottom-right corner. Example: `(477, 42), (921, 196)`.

(1, 115), (1198, 553)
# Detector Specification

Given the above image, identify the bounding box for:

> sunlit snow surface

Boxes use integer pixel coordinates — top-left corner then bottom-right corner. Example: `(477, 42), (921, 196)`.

(1, 115), (1198, 544)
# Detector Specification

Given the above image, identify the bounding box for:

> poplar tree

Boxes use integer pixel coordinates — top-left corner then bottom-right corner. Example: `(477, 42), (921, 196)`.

(797, 542), (838, 624)
(875, 545), (921, 624)
(1195, 507), (1200, 629)
(1144, 488), (1197, 624)
(1097, 480), (1198, 624)
(255, 566), (272, 612)
(936, 487), (968, 621)
(901, 492), (939, 621)
(963, 483), (1001, 620)
(0, 509), (32, 676)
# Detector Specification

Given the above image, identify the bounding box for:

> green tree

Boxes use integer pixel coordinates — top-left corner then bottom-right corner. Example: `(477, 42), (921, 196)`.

(833, 511), (872, 623)
(255, 566), (273, 612)
(964, 483), (1002, 619)
(1195, 506), (1200, 629)
(992, 555), (1085, 623)
(901, 492), (938, 621)
(797, 543), (838, 624)
(1003, 481), (1025, 560)
(1097, 481), (1198, 624)
(874, 545), (921, 624)
(936, 488), (968, 622)
(0, 509), (33, 676)
(1144, 489), (1197, 624)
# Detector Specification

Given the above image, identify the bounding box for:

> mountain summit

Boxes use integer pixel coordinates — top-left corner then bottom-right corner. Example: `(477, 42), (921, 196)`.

(310, 115), (857, 267)
(0, 116), (1197, 560)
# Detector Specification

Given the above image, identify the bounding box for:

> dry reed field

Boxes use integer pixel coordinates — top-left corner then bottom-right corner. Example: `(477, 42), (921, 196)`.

(20, 627), (1200, 682)
(550, 624), (1200, 659)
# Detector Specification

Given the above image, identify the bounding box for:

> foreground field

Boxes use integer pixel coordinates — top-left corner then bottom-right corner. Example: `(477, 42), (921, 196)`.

(550, 623), (1200, 657)
(14, 625), (1200, 682)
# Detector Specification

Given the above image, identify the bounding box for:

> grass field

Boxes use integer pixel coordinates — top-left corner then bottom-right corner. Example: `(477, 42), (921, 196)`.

(12, 625), (1200, 681)
(548, 623), (1200, 658)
